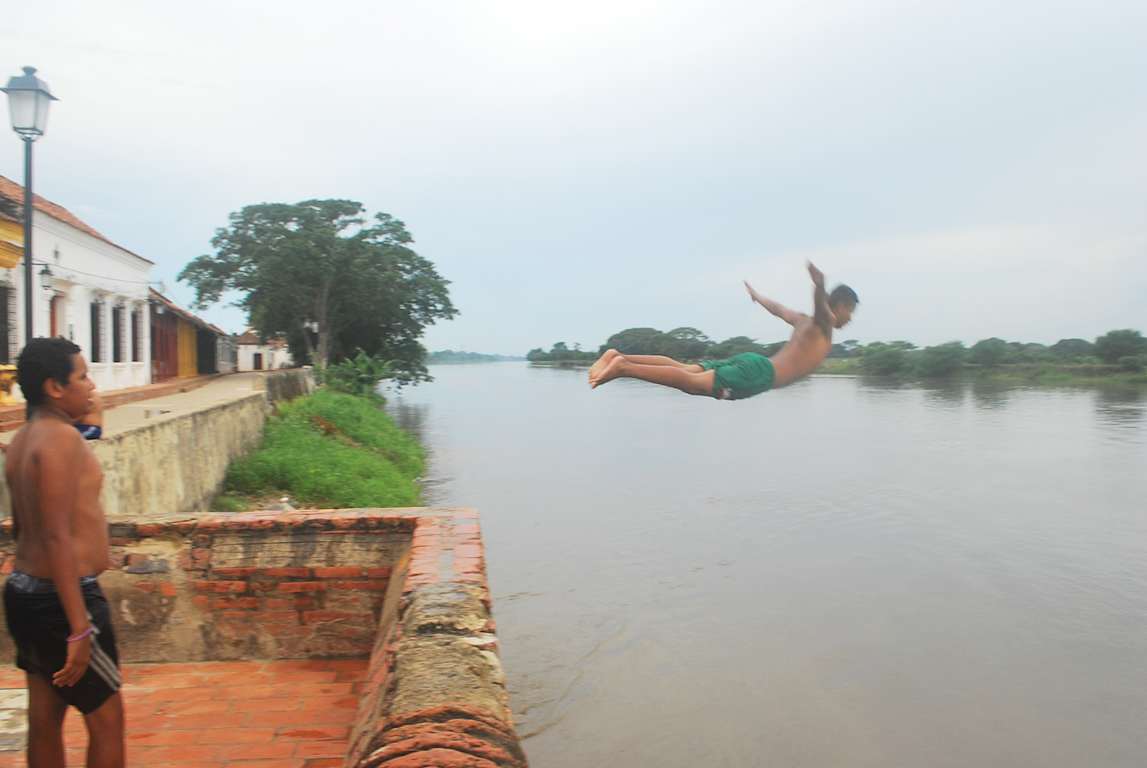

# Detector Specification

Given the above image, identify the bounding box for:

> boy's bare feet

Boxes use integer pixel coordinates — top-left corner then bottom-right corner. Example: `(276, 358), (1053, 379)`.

(588, 349), (620, 382)
(590, 355), (625, 388)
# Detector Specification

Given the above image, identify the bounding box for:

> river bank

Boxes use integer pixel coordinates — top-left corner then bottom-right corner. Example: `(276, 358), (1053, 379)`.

(213, 388), (424, 511)
(818, 358), (1147, 387)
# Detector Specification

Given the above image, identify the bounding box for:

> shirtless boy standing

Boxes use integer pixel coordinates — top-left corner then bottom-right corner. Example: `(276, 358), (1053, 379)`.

(4, 337), (124, 767)
(589, 262), (858, 399)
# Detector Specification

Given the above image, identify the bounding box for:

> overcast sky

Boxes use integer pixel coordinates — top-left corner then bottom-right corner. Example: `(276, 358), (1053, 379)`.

(4, 1), (1145, 355)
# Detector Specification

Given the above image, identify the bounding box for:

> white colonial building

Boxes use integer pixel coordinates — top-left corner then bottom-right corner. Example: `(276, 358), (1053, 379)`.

(235, 330), (293, 371)
(0, 175), (152, 392)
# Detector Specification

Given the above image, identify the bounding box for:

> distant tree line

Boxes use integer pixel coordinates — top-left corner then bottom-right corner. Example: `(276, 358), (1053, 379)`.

(526, 342), (598, 363)
(527, 328), (1147, 379)
(529, 327), (786, 364)
(848, 329), (1147, 378)
(429, 350), (524, 363)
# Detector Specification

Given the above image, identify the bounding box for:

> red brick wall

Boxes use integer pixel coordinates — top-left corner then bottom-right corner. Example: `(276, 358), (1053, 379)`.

(0, 511), (415, 663)
(190, 563), (393, 658)
(0, 508), (529, 766)
(347, 510), (529, 768)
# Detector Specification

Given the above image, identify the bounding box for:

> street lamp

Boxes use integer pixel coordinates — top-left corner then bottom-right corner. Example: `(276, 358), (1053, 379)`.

(2, 66), (58, 344)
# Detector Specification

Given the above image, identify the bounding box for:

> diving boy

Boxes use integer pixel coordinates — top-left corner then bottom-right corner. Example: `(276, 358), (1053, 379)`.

(589, 262), (858, 399)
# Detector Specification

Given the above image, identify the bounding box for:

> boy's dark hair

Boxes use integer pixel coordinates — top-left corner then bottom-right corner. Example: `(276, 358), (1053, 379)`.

(829, 284), (859, 307)
(17, 337), (82, 412)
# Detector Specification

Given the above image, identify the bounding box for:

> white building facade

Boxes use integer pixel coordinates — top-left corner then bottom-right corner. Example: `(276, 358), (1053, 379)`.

(0, 176), (152, 392)
(235, 331), (294, 372)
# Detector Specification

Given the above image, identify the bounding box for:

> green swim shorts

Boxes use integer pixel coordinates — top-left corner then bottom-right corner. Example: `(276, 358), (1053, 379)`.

(699, 352), (776, 400)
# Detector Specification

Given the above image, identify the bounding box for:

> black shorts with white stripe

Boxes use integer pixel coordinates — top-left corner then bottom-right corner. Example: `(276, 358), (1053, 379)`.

(4, 572), (121, 714)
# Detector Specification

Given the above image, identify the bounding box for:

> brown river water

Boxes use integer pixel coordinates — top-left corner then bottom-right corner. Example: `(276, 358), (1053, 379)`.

(387, 363), (1147, 768)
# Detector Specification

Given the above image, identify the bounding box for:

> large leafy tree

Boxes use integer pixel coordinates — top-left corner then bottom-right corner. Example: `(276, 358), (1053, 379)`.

(1094, 329), (1146, 364)
(915, 341), (968, 378)
(706, 336), (779, 359)
(178, 200), (457, 382)
(600, 327), (672, 356)
(662, 327), (709, 361)
(1049, 338), (1095, 361)
(860, 347), (911, 376)
(970, 337), (1009, 367)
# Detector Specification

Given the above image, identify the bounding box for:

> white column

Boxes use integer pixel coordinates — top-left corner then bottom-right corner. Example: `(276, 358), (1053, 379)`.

(139, 301), (151, 383)
(91, 292), (108, 366)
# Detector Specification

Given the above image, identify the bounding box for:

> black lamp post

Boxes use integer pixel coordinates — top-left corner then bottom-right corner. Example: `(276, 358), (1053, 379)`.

(2, 66), (58, 344)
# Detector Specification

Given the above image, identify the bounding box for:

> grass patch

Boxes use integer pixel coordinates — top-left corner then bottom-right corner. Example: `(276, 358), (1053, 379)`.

(218, 389), (424, 510)
(211, 493), (252, 513)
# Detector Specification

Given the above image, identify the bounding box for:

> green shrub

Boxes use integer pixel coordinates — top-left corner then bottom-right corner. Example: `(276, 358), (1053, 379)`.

(211, 493), (251, 513)
(970, 338), (1009, 367)
(283, 389), (423, 477)
(860, 347), (910, 376)
(915, 342), (968, 378)
(1095, 330), (1147, 364)
(320, 350), (393, 399)
(1049, 338), (1095, 361)
(1118, 355), (1147, 373)
(222, 390), (423, 508)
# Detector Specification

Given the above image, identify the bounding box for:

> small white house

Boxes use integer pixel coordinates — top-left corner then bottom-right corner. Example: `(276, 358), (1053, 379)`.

(0, 175), (152, 392)
(235, 330), (293, 371)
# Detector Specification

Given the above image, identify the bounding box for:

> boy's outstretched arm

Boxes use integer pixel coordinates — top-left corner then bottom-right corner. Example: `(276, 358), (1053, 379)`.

(743, 281), (805, 326)
(807, 262), (834, 334)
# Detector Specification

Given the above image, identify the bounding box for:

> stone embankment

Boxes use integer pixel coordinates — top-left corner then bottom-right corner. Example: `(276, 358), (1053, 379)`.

(0, 367), (527, 766)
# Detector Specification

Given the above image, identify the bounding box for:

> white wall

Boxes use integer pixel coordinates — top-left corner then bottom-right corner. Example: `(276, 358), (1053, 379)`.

(3, 212), (152, 392)
(216, 337), (238, 375)
(237, 343), (293, 372)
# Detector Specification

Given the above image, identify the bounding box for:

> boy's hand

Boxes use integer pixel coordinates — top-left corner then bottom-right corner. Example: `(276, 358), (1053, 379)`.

(743, 280), (760, 304)
(54, 635), (92, 687)
(807, 261), (825, 288)
(76, 391), (103, 431)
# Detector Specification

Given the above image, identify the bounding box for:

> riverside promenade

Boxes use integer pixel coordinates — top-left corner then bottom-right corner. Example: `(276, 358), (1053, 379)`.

(0, 374), (529, 766)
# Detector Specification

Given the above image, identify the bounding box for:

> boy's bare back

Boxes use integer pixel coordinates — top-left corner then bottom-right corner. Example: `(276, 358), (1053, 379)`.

(747, 262), (856, 387)
(770, 315), (834, 387)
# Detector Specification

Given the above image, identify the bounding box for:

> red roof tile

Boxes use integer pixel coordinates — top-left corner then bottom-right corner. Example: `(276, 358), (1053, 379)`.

(0, 175), (153, 264)
(235, 329), (288, 347)
(148, 288), (226, 336)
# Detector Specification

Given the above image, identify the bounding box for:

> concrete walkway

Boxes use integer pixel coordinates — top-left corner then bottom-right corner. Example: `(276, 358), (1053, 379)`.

(102, 373), (267, 437)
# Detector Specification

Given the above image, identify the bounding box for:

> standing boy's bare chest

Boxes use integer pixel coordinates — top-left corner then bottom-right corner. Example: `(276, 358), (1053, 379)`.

(75, 443), (105, 501)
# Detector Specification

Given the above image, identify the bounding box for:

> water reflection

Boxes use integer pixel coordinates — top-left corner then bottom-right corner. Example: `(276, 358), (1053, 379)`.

(969, 379), (1013, 410)
(919, 380), (967, 408)
(1093, 387), (1146, 432)
(855, 375), (1147, 417)
(857, 375), (968, 407)
(388, 399), (429, 441)
(854, 375), (913, 396)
